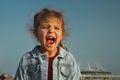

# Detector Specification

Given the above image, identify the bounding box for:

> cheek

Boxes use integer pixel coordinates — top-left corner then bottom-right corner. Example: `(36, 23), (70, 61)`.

(58, 32), (63, 41)
(37, 31), (45, 41)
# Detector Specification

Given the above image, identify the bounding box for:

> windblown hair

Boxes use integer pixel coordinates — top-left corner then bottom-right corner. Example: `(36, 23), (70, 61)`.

(29, 8), (68, 50)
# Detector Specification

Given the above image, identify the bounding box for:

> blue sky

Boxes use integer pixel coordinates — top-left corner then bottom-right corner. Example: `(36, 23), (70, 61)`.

(0, 0), (120, 75)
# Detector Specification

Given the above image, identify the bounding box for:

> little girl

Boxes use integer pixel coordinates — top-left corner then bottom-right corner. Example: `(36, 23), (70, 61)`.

(15, 8), (82, 80)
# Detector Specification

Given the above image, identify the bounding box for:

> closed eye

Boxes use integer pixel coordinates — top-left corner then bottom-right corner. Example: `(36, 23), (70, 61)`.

(55, 26), (61, 30)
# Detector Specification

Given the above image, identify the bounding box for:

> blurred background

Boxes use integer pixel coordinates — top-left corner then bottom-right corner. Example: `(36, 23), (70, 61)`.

(0, 0), (120, 75)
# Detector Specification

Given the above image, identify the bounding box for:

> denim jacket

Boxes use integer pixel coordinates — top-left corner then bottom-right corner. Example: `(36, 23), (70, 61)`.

(15, 46), (82, 80)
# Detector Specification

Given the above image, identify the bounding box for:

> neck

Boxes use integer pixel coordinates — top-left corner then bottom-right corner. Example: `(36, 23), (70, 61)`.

(40, 46), (58, 58)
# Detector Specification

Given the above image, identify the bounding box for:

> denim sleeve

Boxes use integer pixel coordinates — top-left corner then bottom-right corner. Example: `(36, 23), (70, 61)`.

(15, 57), (24, 80)
(72, 58), (82, 80)
(15, 53), (43, 80)
(74, 63), (82, 80)
(66, 53), (82, 80)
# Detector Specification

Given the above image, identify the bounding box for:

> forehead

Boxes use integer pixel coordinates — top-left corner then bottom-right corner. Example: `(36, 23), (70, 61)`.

(40, 17), (62, 25)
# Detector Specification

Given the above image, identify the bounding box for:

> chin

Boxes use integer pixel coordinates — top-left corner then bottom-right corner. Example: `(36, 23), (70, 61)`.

(45, 46), (58, 51)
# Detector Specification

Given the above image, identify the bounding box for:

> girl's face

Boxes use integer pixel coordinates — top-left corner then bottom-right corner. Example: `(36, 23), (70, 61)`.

(37, 17), (63, 53)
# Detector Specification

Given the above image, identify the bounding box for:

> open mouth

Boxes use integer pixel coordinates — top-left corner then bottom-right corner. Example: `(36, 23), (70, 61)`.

(46, 36), (56, 45)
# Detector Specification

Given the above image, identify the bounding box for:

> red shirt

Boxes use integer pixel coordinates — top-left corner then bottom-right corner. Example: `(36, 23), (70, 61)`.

(48, 53), (58, 80)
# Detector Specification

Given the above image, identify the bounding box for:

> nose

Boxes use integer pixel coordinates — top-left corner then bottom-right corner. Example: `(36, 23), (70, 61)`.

(48, 27), (55, 33)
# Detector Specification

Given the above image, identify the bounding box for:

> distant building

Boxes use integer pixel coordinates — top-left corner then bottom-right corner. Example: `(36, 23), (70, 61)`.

(81, 64), (120, 80)
(0, 72), (14, 80)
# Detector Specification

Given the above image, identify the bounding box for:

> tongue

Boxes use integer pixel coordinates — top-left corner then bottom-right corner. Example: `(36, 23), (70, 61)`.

(47, 39), (54, 44)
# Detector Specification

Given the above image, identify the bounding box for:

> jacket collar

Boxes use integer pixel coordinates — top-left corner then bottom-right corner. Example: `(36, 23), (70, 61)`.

(31, 45), (67, 59)
(57, 47), (67, 59)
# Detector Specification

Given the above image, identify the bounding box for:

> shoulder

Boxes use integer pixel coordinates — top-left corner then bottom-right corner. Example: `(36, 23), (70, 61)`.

(19, 51), (33, 67)
(59, 47), (77, 64)
(21, 46), (41, 60)
(20, 46), (41, 65)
